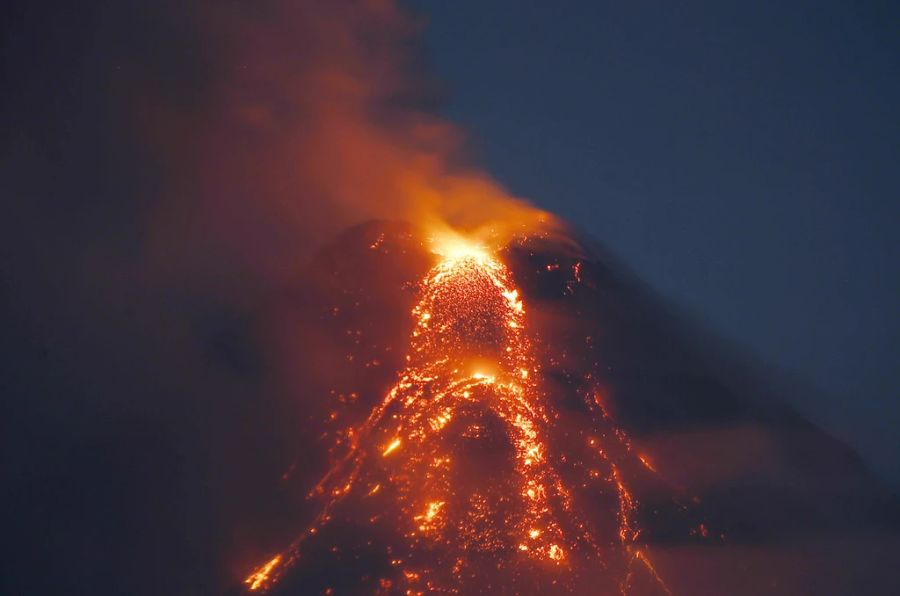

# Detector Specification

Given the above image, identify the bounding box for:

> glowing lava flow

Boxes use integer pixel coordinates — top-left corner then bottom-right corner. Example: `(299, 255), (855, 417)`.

(244, 240), (670, 594)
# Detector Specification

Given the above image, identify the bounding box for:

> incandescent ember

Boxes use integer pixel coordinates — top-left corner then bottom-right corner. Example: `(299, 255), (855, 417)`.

(243, 232), (675, 595)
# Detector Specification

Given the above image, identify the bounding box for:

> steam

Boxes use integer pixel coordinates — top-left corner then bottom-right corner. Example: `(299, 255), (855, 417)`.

(143, 0), (550, 282)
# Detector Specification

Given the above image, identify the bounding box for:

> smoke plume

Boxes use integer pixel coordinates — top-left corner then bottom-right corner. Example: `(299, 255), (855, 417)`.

(140, 0), (549, 289)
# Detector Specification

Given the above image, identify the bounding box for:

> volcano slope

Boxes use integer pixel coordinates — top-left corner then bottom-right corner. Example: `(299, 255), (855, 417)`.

(240, 220), (900, 595)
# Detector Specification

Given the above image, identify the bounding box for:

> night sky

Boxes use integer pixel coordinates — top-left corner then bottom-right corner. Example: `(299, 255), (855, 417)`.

(412, 0), (900, 486)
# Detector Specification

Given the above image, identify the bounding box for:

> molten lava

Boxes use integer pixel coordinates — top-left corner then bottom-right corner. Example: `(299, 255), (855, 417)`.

(244, 237), (671, 594)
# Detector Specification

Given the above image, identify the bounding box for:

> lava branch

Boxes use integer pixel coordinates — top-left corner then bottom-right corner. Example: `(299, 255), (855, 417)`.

(244, 241), (670, 594)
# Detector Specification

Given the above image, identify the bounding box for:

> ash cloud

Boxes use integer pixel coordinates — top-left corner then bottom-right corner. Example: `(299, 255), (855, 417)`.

(138, 0), (547, 288)
(0, 1), (544, 593)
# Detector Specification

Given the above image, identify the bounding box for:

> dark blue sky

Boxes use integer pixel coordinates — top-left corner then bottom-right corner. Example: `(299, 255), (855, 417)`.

(412, 1), (899, 484)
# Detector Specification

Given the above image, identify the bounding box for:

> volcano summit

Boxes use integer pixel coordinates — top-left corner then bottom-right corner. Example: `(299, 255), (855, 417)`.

(236, 222), (900, 595)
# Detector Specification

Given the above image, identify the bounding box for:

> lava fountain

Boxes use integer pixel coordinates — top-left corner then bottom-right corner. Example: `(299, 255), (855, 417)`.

(243, 234), (671, 595)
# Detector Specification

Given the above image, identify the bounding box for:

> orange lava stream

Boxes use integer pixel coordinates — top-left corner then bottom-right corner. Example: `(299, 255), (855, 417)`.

(244, 243), (669, 594)
(244, 554), (283, 592)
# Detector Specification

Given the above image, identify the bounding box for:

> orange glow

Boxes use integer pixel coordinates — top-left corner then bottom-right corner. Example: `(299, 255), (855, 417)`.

(425, 501), (444, 520)
(244, 235), (670, 593)
(548, 544), (564, 562)
(382, 437), (402, 457)
(428, 231), (494, 264)
(639, 453), (657, 472)
(243, 554), (283, 592)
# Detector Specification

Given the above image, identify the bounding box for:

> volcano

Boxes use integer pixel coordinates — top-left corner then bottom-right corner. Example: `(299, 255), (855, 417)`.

(237, 221), (900, 595)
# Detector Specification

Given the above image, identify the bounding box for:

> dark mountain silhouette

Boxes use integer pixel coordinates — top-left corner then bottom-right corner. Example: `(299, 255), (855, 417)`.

(235, 220), (900, 595)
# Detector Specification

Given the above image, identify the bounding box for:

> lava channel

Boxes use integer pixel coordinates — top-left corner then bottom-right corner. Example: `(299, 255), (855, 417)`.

(243, 240), (671, 595)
